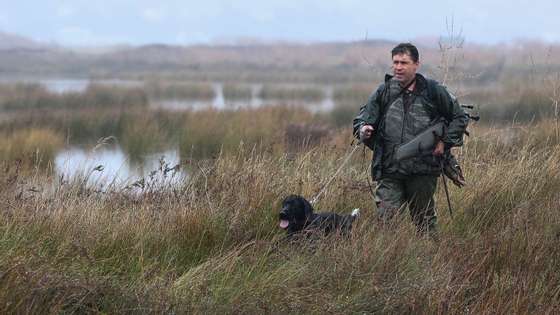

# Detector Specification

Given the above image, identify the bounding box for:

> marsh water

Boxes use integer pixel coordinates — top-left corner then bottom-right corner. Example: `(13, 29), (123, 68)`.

(149, 84), (335, 112)
(55, 147), (185, 188)
(10, 79), (342, 187)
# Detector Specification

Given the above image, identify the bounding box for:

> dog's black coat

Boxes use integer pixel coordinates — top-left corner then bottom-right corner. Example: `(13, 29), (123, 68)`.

(279, 195), (358, 237)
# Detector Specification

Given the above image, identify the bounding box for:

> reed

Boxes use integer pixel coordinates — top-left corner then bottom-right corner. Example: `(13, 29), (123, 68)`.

(222, 83), (252, 100)
(0, 83), (148, 110)
(0, 119), (559, 313)
(325, 101), (362, 128)
(332, 84), (373, 104)
(0, 128), (64, 169)
(258, 85), (324, 101)
(119, 112), (170, 161)
(178, 106), (319, 158)
(145, 80), (215, 99)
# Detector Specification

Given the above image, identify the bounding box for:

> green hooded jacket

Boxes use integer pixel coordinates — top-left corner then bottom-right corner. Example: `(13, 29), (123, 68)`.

(353, 73), (469, 179)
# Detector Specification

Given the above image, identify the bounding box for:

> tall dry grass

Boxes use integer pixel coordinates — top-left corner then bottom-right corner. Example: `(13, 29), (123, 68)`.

(0, 118), (559, 313)
(1, 104), (333, 160)
(0, 128), (64, 169)
(179, 106), (325, 158)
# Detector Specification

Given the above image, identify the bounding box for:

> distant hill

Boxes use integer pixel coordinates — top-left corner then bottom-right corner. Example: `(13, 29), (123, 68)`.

(0, 31), (56, 51)
(0, 31), (558, 84)
(0, 35), (399, 81)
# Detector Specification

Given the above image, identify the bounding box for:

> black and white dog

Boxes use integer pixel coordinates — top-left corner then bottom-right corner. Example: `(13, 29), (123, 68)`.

(278, 195), (360, 237)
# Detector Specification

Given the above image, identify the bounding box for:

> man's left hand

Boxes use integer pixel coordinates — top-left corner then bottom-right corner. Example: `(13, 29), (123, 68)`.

(433, 140), (444, 156)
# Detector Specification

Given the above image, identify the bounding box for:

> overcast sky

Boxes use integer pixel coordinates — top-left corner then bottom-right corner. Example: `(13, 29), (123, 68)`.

(1, 0), (558, 46)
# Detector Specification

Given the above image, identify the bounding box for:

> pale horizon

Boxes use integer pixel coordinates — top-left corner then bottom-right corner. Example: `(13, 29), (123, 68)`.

(1, 0), (558, 47)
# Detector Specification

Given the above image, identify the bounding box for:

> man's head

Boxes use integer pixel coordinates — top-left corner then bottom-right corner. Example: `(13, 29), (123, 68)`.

(391, 43), (419, 86)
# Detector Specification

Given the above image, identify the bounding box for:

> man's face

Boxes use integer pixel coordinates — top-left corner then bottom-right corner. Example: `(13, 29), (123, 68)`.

(392, 53), (419, 85)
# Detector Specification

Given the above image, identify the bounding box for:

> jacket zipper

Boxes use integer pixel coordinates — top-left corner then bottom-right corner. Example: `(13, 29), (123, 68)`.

(400, 92), (411, 144)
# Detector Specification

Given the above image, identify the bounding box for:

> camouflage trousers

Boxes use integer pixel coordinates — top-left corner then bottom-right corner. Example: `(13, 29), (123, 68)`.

(375, 174), (438, 233)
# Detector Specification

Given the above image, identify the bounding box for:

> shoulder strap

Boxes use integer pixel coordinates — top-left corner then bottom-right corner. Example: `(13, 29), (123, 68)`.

(376, 83), (390, 117)
(423, 78), (444, 120)
(426, 78), (439, 104)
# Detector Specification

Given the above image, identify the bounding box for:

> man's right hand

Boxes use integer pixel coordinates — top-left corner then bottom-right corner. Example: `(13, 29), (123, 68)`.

(359, 125), (374, 141)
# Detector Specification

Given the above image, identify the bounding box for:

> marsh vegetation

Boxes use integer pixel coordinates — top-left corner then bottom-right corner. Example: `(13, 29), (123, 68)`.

(1, 116), (559, 313)
(1, 41), (560, 313)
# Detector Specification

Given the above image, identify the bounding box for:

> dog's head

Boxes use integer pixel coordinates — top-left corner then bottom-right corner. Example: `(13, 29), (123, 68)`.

(279, 195), (314, 232)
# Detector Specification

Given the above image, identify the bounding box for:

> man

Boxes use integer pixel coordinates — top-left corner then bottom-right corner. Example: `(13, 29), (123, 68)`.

(353, 43), (468, 234)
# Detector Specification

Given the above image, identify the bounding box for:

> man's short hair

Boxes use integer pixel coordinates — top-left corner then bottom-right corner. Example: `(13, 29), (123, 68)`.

(391, 43), (419, 63)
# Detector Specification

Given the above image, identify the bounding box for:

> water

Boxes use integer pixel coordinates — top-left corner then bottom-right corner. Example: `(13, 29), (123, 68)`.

(150, 83), (336, 112)
(55, 146), (186, 190)
(5, 78), (355, 189)
(41, 79), (90, 93)
(0, 78), (143, 93)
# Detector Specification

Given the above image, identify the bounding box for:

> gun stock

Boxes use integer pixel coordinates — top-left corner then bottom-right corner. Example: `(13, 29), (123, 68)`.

(394, 121), (446, 161)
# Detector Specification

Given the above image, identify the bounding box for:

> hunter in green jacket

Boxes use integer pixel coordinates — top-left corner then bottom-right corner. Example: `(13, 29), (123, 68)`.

(353, 43), (469, 234)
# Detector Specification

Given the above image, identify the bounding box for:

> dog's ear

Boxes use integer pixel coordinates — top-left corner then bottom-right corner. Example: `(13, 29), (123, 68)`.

(301, 197), (314, 219)
(282, 194), (295, 204)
